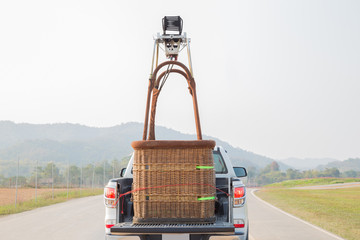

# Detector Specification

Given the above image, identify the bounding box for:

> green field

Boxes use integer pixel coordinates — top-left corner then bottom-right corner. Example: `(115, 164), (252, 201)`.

(256, 179), (360, 240)
(266, 177), (360, 188)
(0, 188), (103, 215)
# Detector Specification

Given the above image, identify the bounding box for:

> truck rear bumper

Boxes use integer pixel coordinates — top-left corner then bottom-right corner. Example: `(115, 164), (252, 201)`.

(107, 223), (246, 240)
(110, 222), (235, 235)
(106, 233), (246, 240)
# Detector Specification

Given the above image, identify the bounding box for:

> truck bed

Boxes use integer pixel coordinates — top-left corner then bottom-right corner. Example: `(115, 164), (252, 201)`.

(110, 177), (232, 236)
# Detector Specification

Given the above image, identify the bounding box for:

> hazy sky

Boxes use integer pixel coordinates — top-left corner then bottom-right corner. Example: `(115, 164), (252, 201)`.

(0, 1), (359, 160)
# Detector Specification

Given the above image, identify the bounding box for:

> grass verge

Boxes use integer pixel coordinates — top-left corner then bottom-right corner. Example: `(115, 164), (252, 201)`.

(256, 186), (360, 240)
(266, 177), (360, 188)
(0, 188), (103, 216)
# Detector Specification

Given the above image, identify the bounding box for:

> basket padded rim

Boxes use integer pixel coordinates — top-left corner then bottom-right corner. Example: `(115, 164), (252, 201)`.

(133, 216), (216, 224)
(131, 140), (216, 150)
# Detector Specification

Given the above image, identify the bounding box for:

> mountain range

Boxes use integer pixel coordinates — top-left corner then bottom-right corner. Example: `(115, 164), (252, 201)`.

(0, 121), (288, 176)
(0, 121), (357, 177)
(279, 157), (339, 170)
(316, 158), (360, 172)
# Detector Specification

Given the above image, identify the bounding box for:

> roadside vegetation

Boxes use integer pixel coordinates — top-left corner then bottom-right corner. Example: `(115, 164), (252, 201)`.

(0, 157), (131, 189)
(247, 160), (360, 186)
(0, 157), (128, 216)
(256, 179), (360, 240)
(0, 156), (131, 216)
(267, 177), (360, 188)
(0, 188), (103, 215)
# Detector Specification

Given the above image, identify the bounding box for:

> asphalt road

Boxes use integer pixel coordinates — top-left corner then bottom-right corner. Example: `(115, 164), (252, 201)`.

(247, 188), (344, 240)
(0, 195), (106, 240)
(0, 190), (345, 240)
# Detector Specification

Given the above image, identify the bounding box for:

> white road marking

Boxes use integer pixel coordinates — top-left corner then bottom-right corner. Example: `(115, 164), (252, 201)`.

(250, 189), (344, 240)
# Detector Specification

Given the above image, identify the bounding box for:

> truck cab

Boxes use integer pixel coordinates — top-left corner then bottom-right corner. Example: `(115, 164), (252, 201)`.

(104, 146), (249, 240)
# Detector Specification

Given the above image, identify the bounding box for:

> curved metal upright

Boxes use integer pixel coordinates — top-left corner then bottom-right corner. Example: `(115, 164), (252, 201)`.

(142, 60), (202, 141)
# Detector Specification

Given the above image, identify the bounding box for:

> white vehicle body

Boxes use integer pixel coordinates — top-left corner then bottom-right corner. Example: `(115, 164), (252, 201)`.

(104, 146), (249, 240)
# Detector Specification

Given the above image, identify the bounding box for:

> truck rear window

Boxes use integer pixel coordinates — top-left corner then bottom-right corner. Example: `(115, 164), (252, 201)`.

(213, 151), (228, 174)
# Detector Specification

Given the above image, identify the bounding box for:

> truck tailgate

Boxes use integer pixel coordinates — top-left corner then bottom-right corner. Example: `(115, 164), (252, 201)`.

(110, 222), (234, 235)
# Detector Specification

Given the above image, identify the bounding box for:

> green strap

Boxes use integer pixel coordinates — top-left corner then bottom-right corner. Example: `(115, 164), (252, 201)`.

(197, 196), (215, 201)
(196, 166), (214, 169)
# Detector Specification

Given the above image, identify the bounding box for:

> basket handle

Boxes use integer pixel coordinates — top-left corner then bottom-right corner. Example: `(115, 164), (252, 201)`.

(142, 61), (202, 141)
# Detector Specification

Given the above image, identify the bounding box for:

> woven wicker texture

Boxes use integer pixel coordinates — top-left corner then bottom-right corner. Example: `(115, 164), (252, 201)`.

(132, 141), (216, 223)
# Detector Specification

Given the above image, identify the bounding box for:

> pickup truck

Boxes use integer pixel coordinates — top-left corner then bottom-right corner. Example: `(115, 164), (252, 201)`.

(104, 146), (249, 240)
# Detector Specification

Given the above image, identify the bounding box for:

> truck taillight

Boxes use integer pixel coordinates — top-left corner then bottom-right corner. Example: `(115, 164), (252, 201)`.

(104, 187), (117, 208)
(105, 187), (116, 199)
(233, 186), (246, 207)
(105, 219), (116, 228)
(234, 187), (245, 198)
(234, 219), (245, 228)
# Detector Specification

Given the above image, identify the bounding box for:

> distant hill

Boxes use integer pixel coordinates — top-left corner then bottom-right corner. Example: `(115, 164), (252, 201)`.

(279, 157), (339, 170)
(0, 121), (289, 177)
(316, 158), (360, 172)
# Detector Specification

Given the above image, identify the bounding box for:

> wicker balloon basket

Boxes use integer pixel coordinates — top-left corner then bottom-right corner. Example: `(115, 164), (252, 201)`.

(131, 61), (216, 224)
(131, 140), (216, 223)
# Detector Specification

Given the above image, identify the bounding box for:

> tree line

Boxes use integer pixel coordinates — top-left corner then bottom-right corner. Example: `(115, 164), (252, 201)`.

(0, 156), (131, 188)
(247, 161), (360, 186)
